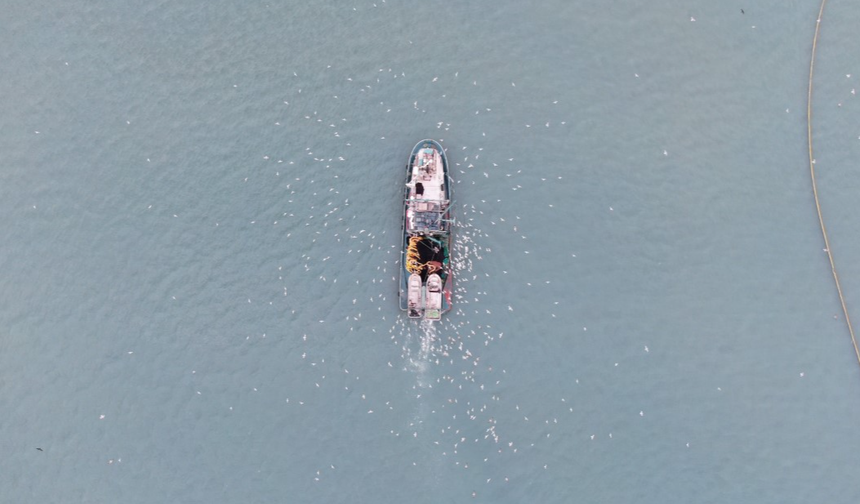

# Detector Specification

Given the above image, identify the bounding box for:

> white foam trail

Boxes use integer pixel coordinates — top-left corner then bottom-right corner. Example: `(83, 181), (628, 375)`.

(404, 319), (435, 388)
(418, 319), (435, 361)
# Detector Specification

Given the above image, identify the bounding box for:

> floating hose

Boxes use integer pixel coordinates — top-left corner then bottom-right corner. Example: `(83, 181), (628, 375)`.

(807, 0), (860, 368)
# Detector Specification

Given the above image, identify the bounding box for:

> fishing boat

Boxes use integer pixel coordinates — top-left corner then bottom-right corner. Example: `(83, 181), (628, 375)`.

(399, 139), (453, 319)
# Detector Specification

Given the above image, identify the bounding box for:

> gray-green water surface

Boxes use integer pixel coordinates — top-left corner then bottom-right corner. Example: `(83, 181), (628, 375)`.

(2, 1), (860, 502)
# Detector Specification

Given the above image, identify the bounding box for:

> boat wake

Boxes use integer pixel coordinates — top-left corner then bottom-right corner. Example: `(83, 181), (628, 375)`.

(382, 198), (536, 476)
(404, 319), (436, 389)
(418, 319), (435, 360)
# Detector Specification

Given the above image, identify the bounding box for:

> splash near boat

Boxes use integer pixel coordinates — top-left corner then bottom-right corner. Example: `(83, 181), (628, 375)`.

(399, 139), (453, 320)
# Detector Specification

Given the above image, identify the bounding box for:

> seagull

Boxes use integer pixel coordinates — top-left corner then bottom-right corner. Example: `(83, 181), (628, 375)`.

(36, 448), (43, 452)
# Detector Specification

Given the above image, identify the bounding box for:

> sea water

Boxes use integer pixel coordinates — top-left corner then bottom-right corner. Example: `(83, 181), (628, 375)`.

(2, 1), (860, 502)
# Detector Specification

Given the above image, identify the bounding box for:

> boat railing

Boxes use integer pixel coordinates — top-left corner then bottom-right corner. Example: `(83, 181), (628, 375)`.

(406, 199), (450, 208)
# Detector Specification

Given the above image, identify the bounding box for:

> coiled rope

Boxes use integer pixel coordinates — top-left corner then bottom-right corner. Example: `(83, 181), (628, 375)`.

(807, 0), (860, 366)
(406, 236), (425, 273)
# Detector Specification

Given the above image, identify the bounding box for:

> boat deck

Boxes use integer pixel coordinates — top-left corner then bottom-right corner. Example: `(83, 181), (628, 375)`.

(406, 147), (448, 233)
(399, 140), (453, 319)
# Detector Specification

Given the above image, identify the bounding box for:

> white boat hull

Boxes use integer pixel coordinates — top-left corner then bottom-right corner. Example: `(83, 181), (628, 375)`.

(407, 273), (423, 318)
(424, 273), (443, 320)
